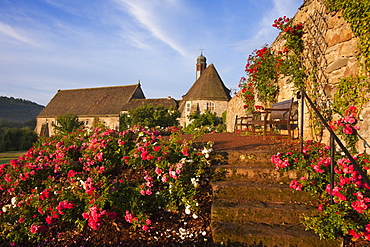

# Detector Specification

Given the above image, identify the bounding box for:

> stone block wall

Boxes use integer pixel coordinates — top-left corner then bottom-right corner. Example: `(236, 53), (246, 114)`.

(179, 100), (229, 127)
(227, 0), (369, 149)
(36, 116), (120, 136)
(226, 92), (247, 132)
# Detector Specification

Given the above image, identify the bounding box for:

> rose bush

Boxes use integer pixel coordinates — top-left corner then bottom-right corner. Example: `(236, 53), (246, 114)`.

(330, 106), (360, 153)
(271, 131), (370, 241)
(237, 76), (256, 114)
(244, 44), (280, 104)
(0, 125), (213, 245)
(239, 16), (305, 111)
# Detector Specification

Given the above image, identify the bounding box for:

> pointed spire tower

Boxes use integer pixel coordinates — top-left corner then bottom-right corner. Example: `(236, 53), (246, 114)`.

(196, 51), (207, 80)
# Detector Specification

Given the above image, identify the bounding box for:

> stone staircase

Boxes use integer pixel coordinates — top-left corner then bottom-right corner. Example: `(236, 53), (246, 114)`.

(210, 150), (341, 247)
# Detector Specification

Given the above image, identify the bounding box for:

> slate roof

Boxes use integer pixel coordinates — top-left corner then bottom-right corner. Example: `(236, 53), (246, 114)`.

(38, 84), (144, 117)
(122, 98), (179, 111)
(182, 63), (231, 101)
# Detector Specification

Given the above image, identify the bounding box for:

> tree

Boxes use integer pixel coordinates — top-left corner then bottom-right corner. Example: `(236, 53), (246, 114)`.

(52, 113), (83, 134)
(184, 110), (225, 133)
(0, 127), (37, 152)
(120, 104), (180, 130)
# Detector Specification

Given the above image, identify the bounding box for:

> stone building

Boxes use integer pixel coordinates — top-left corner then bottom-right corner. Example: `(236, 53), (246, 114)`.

(35, 83), (178, 136)
(178, 53), (231, 126)
(35, 53), (230, 135)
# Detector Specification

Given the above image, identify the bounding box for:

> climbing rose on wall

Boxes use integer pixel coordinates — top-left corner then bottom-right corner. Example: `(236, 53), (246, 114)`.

(330, 106), (360, 153)
(238, 76), (255, 113)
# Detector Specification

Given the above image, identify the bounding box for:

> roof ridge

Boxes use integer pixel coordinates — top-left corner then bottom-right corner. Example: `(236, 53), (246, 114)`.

(58, 83), (139, 92)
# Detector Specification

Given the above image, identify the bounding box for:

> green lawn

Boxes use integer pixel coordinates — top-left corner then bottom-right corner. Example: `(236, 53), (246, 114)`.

(0, 151), (27, 165)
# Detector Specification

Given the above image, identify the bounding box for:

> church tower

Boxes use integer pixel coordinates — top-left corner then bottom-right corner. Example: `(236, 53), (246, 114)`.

(196, 52), (207, 80)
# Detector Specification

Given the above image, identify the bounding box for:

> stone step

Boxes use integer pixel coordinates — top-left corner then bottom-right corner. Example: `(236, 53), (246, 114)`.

(211, 221), (341, 247)
(214, 150), (277, 168)
(212, 181), (317, 204)
(212, 200), (318, 225)
(212, 165), (301, 183)
(210, 148), (340, 246)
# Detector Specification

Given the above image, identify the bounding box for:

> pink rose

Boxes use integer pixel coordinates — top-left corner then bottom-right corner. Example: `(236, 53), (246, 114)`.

(343, 124), (353, 135)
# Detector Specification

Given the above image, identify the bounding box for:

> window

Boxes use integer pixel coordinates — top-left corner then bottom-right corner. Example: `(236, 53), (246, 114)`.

(206, 102), (215, 111)
(86, 120), (89, 126)
(186, 103), (191, 113)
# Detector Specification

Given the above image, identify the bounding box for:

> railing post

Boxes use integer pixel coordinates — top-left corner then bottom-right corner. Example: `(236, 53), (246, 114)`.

(299, 90), (304, 153)
(330, 132), (335, 205)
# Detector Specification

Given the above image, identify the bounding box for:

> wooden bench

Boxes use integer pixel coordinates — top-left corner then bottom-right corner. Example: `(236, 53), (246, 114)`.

(234, 115), (253, 132)
(249, 99), (298, 139)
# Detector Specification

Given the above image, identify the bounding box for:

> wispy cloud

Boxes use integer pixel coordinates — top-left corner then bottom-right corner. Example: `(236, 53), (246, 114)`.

(232, 0), (302, 54)
(114, 0), (190, 58)
(0, 0), (304, 105)
(0, 22), (41, 47)
(273, 0), (303, 17)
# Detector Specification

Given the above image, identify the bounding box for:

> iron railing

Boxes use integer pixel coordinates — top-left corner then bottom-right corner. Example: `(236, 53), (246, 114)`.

(297, 90), (370, 204)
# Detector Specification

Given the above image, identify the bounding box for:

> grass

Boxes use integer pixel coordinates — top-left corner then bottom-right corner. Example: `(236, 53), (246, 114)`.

(0, 150), (27, 164)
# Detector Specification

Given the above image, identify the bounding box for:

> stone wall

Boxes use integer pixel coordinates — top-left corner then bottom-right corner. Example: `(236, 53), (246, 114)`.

(179, 100), (228, 127)
(226, 92), (247, 132)
(227, 0), (369, 149)
(35, 116), (120, 136)
(284, 0), (364, 146)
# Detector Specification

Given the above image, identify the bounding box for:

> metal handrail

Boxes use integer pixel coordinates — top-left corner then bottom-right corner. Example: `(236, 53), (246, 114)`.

(297, 90), (370, 204)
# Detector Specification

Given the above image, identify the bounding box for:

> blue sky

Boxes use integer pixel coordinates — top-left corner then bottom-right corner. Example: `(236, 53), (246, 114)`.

(0, 0), (303, 106)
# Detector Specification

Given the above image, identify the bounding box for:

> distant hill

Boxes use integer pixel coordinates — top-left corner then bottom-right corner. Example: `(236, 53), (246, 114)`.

(0, 96), (44, 123)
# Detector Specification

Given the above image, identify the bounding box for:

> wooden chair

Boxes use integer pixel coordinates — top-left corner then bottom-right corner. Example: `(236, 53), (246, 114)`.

(234, 115), (253, 133)
(249, 99), (298, 139)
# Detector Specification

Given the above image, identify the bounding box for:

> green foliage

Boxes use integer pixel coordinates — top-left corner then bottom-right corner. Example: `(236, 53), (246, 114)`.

(241, 17), (305, 108)
(0, 127), (37, 152)
(271, 139), (370, 241)
(278, 53), (306, 90)
(324, 0), (370, 72)
(52, 113), (84, 135)
(273, 16), (304, 54)
(120, 104), (180, 130)
(272, 16), (306, 90)
(0, 96), (44, 123)
(184, 110), (224, 134)
(238, 77), (256, 113)
(333, 76), (370, 116)
(221, 111), (227, 124)
(0, 119), (36, 129)
(0, 125), (213, 245)
(330, 106), (360, 154)
(244, 44), (279, 104)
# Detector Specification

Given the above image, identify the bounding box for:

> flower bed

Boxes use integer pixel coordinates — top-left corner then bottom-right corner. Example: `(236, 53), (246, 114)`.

(0, 126), (213, 246)
(271, 140), (370, 242)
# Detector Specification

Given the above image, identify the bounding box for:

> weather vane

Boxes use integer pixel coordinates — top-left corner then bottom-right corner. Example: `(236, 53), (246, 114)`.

(199, 47), (204, 54)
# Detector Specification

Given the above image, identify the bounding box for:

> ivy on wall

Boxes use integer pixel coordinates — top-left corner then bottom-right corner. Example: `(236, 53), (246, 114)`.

(333, 76), (370, 116)
(324, 0), (370, 73)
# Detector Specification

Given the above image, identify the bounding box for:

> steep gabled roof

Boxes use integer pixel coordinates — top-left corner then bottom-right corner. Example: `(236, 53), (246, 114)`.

(38, 84), (145, 117)
(122, 98), (179, 111)
(182, 63), (231, 101)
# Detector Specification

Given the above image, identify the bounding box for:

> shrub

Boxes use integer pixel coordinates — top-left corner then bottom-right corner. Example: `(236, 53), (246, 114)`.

(184, 110), (224, 134)
(52, 113), (83, 135)
(271, 139), (370, 240)
(0, 125), (213, 245)
(0, 127), (37, 152)
(120, 104), (180, 130)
